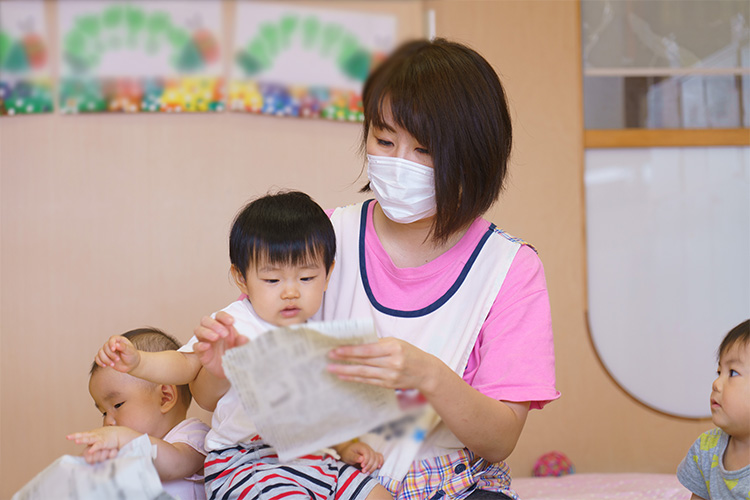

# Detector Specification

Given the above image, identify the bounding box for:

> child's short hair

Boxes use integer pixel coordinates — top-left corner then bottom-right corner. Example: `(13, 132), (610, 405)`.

(361, 38), (512, 243)
(229, 191), (336, 278)
(90, 327), (192, 408)
(717, 319), (750, 361)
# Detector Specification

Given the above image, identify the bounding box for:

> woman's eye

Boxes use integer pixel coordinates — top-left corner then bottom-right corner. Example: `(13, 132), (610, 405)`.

(377, 138), (393, 147)
(416, 147), (430, 155)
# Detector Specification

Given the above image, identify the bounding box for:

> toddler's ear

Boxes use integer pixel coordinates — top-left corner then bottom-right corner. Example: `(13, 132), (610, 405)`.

(231, 265), (250, 295)
(159, 384), (178, 413)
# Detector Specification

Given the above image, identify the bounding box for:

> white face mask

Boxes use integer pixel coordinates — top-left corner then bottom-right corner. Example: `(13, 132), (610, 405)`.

(367, 154), (437, 224)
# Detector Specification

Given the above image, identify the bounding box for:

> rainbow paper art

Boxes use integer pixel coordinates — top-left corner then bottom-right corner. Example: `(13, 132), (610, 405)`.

(230, 2), (396, 121)
(58, 1), (224, 114)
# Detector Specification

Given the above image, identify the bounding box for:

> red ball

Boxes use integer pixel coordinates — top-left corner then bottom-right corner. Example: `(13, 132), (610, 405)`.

(532, 451), (575, 477)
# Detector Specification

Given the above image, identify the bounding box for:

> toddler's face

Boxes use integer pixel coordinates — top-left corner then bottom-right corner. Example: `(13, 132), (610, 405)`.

(88, 367), (165, 436)
(711, 341), (750, 438)
(237, 257), (331, 327)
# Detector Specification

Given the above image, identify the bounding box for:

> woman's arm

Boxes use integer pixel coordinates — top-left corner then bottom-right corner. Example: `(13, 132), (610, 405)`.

(327, 339), (527, 462)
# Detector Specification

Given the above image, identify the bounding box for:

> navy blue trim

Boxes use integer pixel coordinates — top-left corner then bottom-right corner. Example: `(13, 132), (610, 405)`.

(358, 200), (496, 318)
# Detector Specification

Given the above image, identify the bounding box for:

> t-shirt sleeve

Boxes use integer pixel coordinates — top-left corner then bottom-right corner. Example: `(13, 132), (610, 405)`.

(676, 435), (710, 499)
(462, 244), (560, 409)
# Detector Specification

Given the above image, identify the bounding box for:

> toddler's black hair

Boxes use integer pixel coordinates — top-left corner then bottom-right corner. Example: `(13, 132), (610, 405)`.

(717, 319), (750, 361)
(229, 191), (336, 278)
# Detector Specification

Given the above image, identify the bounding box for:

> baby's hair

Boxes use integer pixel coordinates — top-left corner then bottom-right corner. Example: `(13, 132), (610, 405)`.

(361, 38), (512, 243)
(90, 327), (192, 408)
(717, 319), (750, 362)
(229, 190), (336, 279)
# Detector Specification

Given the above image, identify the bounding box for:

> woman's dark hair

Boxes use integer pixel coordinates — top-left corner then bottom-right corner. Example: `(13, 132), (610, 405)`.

(718, 319), (750, 361)
(90, 327), (192, 408)
(230, 190), (336, 278)
(361, 38), (513, 242)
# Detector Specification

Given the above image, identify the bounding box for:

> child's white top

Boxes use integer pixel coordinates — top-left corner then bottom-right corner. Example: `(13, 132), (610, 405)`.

(162, 417), (210, 500)
(181, 299), (274, 451)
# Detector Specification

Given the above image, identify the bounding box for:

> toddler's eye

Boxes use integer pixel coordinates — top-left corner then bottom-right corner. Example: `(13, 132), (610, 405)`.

(114, 402), (124, 409)
(729, 369), (739, 377)
(264, 279), (279, 284)
(301, 276), (316, 282)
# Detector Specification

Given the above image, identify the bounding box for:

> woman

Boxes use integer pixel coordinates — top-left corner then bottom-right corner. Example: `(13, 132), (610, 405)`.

(195, 38), (559, 500)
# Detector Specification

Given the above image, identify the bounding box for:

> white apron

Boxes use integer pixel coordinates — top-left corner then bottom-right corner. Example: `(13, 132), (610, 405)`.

(320, 200), (521, 486)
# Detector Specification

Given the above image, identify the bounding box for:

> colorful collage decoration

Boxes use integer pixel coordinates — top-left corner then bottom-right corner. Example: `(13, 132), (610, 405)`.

(58, 1), (223, 114)
(0, 1), (54, 116)
(230, 2), (397, 121)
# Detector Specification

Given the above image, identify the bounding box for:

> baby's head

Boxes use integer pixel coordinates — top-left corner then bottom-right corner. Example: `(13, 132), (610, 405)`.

(229, 190), (336, 327)
(88, 328), (191, 439)
(711, 319), (749, 437)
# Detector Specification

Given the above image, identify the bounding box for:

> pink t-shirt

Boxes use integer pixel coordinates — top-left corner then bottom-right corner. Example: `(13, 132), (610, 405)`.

(352, 202), (559, 409)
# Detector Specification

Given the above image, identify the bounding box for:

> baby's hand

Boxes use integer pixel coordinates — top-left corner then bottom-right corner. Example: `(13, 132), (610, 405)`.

(67, 426), (139, 464)
(95, 335), (140, 373)
(337, 441), (384, 475)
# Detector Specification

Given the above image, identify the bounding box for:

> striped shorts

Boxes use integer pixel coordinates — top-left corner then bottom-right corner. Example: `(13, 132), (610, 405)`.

(204, 442), (377, 500)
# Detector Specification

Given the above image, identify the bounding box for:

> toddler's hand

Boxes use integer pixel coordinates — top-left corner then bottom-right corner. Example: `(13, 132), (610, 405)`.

(337, 441), (384, 475)
(95, 335), (140, 373)
(193, 312), (247, 378)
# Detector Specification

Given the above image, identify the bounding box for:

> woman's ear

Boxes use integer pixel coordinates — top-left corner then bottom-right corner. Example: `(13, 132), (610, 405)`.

(159, 384), (179, 414)
(231, 265), (250, 295)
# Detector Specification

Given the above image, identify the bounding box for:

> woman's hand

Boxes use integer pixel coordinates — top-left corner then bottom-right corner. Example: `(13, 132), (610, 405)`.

(329, 336), (529, 463)
(326, 337), (440, 394)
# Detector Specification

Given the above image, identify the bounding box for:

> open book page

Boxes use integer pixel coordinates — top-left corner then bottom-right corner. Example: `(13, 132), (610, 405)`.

(222, 318), (408, 460)
(13, 434), (172, 500)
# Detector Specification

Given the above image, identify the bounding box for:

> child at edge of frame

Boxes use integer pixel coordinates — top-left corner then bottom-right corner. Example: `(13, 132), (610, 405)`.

(677, 319), (750, 500)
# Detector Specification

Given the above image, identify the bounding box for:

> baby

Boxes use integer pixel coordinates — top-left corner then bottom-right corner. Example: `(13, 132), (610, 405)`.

(677, 319), (750, 499)
(68, 327), (210, 500)
(95, 191), (392, 500)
